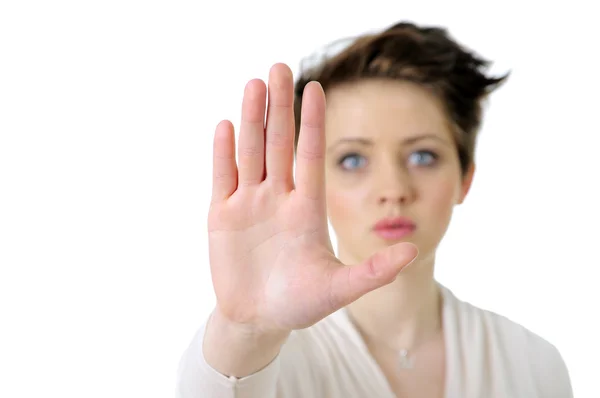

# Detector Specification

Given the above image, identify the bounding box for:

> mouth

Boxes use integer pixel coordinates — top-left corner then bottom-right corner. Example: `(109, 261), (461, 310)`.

(372, 217), (416, 240)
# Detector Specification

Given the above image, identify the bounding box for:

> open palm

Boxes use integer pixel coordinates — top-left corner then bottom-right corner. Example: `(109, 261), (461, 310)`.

(207, 63), (417, 335)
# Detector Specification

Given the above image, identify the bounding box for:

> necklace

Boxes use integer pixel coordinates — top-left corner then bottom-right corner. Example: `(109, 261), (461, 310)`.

(344, 307), (441, 371)
(398, 348), (415, 369)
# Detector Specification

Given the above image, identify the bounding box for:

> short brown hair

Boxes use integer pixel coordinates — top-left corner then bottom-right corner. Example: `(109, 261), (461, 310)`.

(293, 21), (509, 175)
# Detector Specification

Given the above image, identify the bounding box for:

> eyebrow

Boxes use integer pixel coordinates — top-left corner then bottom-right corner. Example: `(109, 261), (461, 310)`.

(327, 134), (452, 153)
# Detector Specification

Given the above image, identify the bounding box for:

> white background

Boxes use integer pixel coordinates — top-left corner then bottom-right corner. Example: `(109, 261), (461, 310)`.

(1, 1), (598, 397)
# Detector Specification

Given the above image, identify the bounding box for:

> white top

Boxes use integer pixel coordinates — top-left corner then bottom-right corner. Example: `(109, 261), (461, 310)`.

(176, 285), (572, 397)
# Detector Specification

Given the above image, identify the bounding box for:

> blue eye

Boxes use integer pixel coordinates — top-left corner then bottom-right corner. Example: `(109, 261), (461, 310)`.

(339, 153), (367, 170)
(408, 150), (438, 166)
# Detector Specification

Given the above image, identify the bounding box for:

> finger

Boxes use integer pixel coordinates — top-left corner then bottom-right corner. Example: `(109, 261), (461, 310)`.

(328, 242), (419, 308)
(237, 79), (267, 186)
(294, 81), (326, 200)
(264, 63), (295, 191)
(211, 120), (238, 203)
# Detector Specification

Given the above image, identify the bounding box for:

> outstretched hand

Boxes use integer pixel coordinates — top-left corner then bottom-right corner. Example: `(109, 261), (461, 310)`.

(207, 63), (418, 335)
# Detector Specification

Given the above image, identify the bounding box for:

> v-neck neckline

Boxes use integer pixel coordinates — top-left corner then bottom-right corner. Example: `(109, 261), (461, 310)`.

(337, 283), (456, 398)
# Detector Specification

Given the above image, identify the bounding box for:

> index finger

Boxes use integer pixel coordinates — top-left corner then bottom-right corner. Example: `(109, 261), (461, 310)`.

(294, 81), (326, 201)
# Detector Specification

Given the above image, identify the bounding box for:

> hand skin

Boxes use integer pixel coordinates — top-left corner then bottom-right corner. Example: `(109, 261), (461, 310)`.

(202, 63), (418, 377)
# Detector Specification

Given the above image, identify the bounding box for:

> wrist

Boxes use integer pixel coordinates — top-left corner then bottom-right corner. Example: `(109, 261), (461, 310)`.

(202, 308), (290, 377)
(210, 307), (291, 343)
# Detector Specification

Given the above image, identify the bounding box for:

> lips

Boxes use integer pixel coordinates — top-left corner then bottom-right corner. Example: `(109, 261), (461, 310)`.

(372, 216), (416, 240)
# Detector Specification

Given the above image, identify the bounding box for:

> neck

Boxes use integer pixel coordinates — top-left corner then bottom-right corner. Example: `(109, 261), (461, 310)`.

(344, 249), (442, 350)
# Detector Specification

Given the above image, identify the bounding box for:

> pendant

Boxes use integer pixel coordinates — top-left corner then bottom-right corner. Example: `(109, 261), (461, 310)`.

(398, 349), (414, 369)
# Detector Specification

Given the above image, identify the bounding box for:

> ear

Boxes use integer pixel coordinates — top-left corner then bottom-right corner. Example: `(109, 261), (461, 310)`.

(457, 163), (475, 205)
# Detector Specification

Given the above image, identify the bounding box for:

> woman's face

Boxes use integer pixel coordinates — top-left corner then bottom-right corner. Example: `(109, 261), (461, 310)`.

(324, 79), (474, 263)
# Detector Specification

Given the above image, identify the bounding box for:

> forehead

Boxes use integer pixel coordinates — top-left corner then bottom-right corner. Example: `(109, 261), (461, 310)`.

(324, 79), (452, 144)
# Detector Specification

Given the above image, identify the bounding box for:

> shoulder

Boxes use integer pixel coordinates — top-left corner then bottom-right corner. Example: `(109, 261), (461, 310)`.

(442, 285), (573, 397)
(288, 309), (392, 395)
(287, 307), (367, 367)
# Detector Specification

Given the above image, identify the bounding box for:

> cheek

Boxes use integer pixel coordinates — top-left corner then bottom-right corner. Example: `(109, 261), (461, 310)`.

(325, 168), (366, 229)
(326, 188), (357, 229)
(421, 179), (460, 221)
(325, 175), (372, 238)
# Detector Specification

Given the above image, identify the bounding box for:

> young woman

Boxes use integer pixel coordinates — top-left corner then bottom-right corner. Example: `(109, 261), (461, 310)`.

(177, 22), (572, 397)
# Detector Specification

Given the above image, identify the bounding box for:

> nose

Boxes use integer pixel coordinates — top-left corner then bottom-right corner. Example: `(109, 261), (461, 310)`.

(378, 187), (411, 205)
(375, 161), (414, 206)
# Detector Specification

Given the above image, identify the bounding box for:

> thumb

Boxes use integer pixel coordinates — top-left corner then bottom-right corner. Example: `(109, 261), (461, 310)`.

(327, 242), (418, 309)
